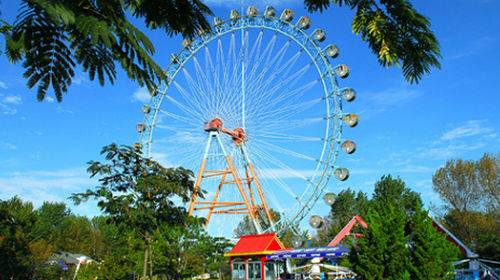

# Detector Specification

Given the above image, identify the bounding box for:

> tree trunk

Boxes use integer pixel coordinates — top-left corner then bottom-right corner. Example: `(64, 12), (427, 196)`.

(149, 242), (153, 279)
(143, 233), (149, 280)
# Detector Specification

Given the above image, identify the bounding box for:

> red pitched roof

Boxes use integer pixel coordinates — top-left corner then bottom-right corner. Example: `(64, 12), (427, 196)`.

(225, 233), (286, 257)
(328, 215), (368, 247)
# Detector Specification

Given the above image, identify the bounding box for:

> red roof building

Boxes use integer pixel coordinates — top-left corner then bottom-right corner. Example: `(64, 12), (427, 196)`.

(226, 233), (286, 257)
(225, 233), (287, 280)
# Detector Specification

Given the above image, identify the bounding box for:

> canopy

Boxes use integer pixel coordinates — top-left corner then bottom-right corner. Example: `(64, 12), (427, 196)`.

(267, 245), (348, 259)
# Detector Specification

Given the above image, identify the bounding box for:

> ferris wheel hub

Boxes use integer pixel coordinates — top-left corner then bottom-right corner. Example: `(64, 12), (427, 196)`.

(204, 119), (246, 144)
(204, 118), (223, 131)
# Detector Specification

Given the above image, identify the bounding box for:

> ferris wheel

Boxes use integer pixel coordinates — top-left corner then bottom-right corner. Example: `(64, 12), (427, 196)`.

(137, 6), (358, 237)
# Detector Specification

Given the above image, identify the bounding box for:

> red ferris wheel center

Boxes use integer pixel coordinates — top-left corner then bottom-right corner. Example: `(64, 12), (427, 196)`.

(204, 118), (246, 144)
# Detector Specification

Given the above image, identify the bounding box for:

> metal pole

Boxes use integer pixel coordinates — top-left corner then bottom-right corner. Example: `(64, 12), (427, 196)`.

(241, 0), (246, 130)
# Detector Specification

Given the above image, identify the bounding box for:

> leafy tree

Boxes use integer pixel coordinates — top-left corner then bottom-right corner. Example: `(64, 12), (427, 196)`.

(2, 0), (439, 102)
(476, 229), (500, 261)
(33, 201), (71, 242)
(56, 215), (94, 256)
(154, 217), (230, 280)
(304, 0), (441, 83)
(476, 153), (500, 214)
(70, 143), (200, 279)
(2, 0), (212, 102)
(433, 157), (480, 220)
(432, 152), (500, 253)
(441, 209), (500, 261)
(0, 197), (38, 280)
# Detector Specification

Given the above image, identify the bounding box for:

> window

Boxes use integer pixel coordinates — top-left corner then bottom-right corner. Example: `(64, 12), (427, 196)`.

(248, 264), (254, 279)
(232, 263), (240, 280)
(265, 263), (276, 280)
(254, 263), (261, 280)
(239, 263), (245, 279)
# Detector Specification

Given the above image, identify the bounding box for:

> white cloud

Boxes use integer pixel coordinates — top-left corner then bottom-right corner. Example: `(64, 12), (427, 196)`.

(0, 142), (16, 150)
(46, 96), (55, 102)
(441, 120), (494, 141)
(448, 36), (496, 60)
(131, 87), (151, 103)
(150, 152), (174, 167)
(394, 165), (434, 173)
(412, 120), (498, 160)
(418, 142), (487, 160)
(413, 179), (432, 188)
(3, 95), (22, 104)
(55, 106), (73, 114)
(0, 81), (7, 89)
(72, 75), (89, 85)
(0, 94), (21, 115)
(0, 103), (17, 115)
(358, 87), (421, 119)
(0, 167), (100, 215)
(367, 88), (421, 107)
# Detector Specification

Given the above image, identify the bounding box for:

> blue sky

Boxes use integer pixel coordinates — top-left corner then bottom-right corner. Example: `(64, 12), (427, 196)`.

(0, 0), (499, 237)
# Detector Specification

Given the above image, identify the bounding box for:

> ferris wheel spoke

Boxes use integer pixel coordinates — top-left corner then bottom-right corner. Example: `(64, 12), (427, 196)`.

(243, 38), (291, 96)
(204, 46), (220, 96)
(179, 68), (214, 116)
(251, 117), (324, 135)
(245, 33), (278, 84)
(221, 33), (236, 95)
(155, 144), (203, 167)
(251, 149), (301, 198)
(248, 62), (316, 116)
(250, 98), (323, 129)
(251, 131), (321, 142)
(215, 39), (224, 96)
(188, 57), (209, 98)
(248, 40), (292, 94)
(247, 29), (264, 65)
(171, 78), (211, 121)
(163, 94), (206, 121)
(259, 81), (320, 119)
(254, 42), (302, 88)
(158, 109), (201, 127)
(253, 138), (318, 162)
(192, 56), (216, 100)
(172, 78), (209, 117)
(263, 60), (313, 100)
(251, 147), (314, 201)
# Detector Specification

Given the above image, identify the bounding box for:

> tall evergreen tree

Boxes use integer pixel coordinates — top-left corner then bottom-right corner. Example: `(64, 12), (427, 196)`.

(409, 203), (458, 280)
(372, 175), (421, 215)
(346, 175), (457, 280)
(347, 205), (411, 280)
